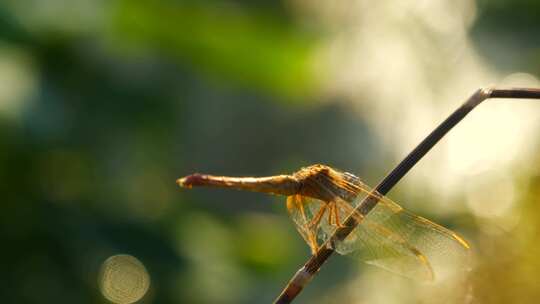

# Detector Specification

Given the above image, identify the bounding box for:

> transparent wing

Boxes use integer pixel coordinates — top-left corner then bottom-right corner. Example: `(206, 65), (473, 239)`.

(287, 186), (470, 281)
(334, 194), (469, 281)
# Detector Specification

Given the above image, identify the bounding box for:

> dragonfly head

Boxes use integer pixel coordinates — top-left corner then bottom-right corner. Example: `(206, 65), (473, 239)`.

(293, 164), (360, 203)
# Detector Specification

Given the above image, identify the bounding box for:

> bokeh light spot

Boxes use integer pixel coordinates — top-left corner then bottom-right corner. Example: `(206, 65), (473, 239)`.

(98, 254), (150, 304)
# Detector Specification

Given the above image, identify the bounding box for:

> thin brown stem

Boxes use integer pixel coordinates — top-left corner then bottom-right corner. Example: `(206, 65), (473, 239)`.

(273, 87), (540, 304)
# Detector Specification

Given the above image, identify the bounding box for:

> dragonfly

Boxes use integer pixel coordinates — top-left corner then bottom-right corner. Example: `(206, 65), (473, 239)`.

(177, 164), (470, 281)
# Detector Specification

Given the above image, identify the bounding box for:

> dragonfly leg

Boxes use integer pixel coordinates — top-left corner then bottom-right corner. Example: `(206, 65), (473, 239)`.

(307, 204), (329, 254)
(298, 196), (328, 254)
(306, 230), (319, 254)
(288, 195), (320, 254)
(308, 204), (327, 229)
(326, 202), (334, 226)
(332, 202), (345, 228)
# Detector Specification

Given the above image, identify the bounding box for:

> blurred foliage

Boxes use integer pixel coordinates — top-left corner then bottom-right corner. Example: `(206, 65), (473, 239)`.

(0, 1), (539, 304)
(470, 157), (540, 303)
(473, 0), (540, 74)
(111, 0), (319, 98)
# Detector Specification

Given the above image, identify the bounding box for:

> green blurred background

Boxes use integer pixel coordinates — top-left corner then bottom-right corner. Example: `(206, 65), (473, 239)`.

(2, 0), (540, 303)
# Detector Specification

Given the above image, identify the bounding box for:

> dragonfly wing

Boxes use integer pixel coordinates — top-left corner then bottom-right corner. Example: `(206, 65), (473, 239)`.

(286, 184), (470, 281)
(321, 190), (470, 281)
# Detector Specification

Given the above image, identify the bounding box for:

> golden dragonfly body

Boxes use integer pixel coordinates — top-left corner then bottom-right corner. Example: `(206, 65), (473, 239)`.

(178, 164), (469, 280)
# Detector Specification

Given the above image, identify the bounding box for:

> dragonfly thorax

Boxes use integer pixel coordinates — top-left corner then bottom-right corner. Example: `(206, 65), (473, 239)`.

(293, 164), (361, 203)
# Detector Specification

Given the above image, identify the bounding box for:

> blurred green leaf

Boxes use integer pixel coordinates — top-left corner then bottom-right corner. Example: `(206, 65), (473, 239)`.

(111, 0), (319, 98)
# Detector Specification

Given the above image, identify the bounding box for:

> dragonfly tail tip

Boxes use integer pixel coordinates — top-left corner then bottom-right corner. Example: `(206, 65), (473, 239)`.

(177, 176), (195, 188)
